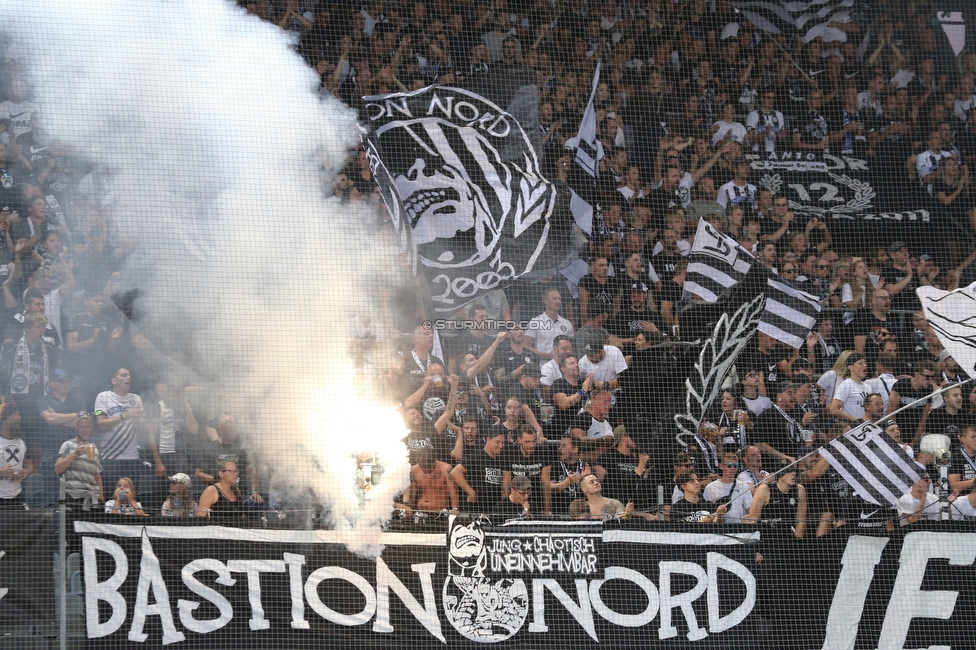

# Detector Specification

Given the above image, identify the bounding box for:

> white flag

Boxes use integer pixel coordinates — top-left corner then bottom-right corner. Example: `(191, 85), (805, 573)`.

(917, 283), (976, 378)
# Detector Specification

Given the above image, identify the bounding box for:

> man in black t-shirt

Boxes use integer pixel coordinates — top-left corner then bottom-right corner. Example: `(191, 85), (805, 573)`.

(449, 304), (494, 369)
(948, 424), (976, 494)
(502, 429), (552, 500)
(886, 360), (937, 443)
(3, 289), (59, 347)
(608, 280), (661, 345)
(493, 475), (532, 520)
(451, 431), (506, 513)
(492, 325), (539, 387)
(880, 242), (918, 313)
(597, 426), (652, 508)
(925, 384), (970, 440)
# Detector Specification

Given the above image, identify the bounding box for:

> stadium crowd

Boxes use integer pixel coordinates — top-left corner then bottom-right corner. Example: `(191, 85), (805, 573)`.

(0, 0), (974, 534)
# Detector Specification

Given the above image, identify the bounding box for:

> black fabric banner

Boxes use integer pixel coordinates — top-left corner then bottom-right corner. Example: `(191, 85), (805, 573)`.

(4, 514), (976, 648)
(363, 86), (561, 313)
(0, 510), (56, 626)
(751, 150), (935, 246)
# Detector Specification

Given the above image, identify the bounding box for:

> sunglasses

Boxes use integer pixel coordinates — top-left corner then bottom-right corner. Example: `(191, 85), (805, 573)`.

(725, 462), (739, 468)
(783, 268), (797, 274)
(818, 264), (831, 270)
(678, 462), (695, 468)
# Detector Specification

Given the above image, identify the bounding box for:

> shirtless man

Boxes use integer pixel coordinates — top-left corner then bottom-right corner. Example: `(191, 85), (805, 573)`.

(406, 449), (458, 515)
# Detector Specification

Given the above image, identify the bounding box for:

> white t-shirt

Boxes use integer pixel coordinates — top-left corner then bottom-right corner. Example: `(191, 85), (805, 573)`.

(527, 312), (574, 356)
(716, 180), (757, 209)
(865, 374), (897, 410)
(578, 345), (628, 381)
(0, 436), (26, 499)
(0, 99), (37, 142)
(833, 378), (869, 419)
(540, 358), (561, 387)
(818, 370), (841, 404)
(742, 394), (772, 417)
(94, 391), (144, 461)
(896, 492), (940, 525)
(703, 479), (753, 524)
(711, 120), (747, 147)
(950, 494), (976, 520)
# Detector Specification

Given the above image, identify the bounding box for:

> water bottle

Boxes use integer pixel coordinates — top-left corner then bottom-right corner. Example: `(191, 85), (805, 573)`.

(119, 489), (128, 504)
(172, 496), (182, 515)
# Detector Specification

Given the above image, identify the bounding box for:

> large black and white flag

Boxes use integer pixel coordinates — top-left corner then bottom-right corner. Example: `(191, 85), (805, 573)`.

(363, 86), (557, 312)
(686, 219), (821, 347)
(917, 283), (976, 378)
(734, 0), (856, 43)
(818, 422), (923, 507)
(566, 60), (601, 236)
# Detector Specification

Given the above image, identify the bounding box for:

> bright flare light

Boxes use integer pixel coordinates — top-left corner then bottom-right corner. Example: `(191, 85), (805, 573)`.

(303, 384), (411, 558)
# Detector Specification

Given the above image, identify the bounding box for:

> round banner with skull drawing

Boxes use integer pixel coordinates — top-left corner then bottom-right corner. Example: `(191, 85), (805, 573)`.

(365, 86), (556, 312)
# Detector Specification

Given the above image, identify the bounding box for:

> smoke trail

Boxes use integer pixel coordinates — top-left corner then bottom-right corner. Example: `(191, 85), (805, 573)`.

(0, 0), (411, 556)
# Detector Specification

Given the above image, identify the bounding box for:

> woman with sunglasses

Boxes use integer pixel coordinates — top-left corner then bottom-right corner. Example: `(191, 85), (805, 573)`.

(197, 458), (244, 519)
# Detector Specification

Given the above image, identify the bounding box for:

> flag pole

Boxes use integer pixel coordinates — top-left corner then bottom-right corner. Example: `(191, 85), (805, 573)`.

(701, 376), (976, 513)
(769, 37), (816, 85)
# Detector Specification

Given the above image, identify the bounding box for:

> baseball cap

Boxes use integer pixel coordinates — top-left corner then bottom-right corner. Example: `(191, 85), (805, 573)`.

(629, 280), (649, 293)
(521, 362), (542, 378)
(918, 253), (933, 262)
(731, 156), (749, 167)
(51, 368), (72, 381)
(169, 473), (191, 487)
(939, 349), (952, 362)
(888, 241), (907, 253)
(511, 475), (532, 492)
(583, 335), (605, 353)
(613, 424), (629, 441)
(771, 380), (800, 394)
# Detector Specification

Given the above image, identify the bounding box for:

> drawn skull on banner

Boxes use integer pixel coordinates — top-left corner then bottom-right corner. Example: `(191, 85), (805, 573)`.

(443, 518), (528, 641)
(369, 88), (555, 307)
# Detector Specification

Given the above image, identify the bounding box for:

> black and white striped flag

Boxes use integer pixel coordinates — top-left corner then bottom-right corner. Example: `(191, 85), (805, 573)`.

(734, 0), (856, 43)
(818, 422), (924, 507)
(566, 60), (601, 236)
(685, 219), (821, 348)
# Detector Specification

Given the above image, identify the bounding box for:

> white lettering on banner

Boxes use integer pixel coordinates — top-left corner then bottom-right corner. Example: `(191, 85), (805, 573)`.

(83, 537), (128, 639)
(283, 553), (309, 630)
(706, 553), (755, 634)
(304, 565), (376, 626)
(588, 567), (659, 628)
(659, 561), (709, 641)
(374, 559), (444, 643)
(528, 579), (596, 641)
(178, 559), (236, 634)
(226, 559), (286, 631)
(76, 525), (764, 644)
(129, 531), (185, 644)
(878, 532), (976, 649)
(821, 535), (889, 650)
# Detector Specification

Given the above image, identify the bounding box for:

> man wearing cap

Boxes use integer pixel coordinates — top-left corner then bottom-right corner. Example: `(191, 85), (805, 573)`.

(493, 324), (539, 387)
(578, 336), (628, 392)
(608, 280), (661, 347)
(879, 241), (917, 313)
(37, 367), (84, 504)
(494, 474), (532, 520)
(716, 157), (757, 211)
(753, 381), (806, 465)
(507, 363), (548, 432)
(828, 353), (871, 425)
(569, 389), (617, 461)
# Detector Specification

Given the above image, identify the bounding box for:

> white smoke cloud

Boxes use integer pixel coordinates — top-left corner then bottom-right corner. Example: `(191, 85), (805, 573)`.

(0, 0), (411, 556)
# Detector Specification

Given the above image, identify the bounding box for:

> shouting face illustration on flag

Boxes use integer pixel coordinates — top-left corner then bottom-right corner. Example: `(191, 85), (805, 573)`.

(365, 87), (556, 311)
